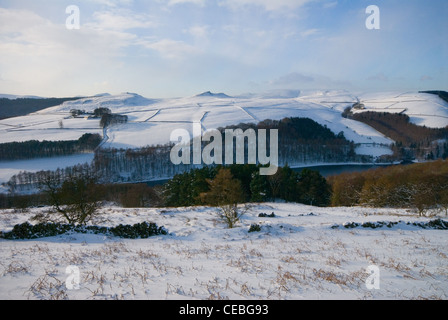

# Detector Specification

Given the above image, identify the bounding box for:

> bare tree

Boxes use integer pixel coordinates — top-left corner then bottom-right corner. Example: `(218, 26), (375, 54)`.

(39, 170), (102, 225)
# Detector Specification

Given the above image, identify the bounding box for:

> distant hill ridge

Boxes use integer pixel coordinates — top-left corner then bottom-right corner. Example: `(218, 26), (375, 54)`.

(0, 96), (86, 120)
(195, 91), (231, 98)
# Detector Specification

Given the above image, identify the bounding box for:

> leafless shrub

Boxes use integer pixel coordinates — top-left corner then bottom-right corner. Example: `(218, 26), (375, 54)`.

(27, 273), (68, 300)
(3, 261), (29, 276)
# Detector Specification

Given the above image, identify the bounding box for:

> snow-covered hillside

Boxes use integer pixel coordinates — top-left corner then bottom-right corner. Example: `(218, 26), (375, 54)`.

(353, 91), (448, 129)
(43, 90), (397, 150)
(2, 90), (447, 150)
(0, 202), (447, 300)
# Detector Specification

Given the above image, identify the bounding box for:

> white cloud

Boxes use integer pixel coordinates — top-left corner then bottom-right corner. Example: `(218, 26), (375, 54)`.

(219, 0), (314, 12)
(0, 8), (46, 34)
(184, 25), (209, 39)
(0, 5), (205, 97)
(87, 9), (158, 31)
(300, 28), (319, 38)
(0, 7), (144, 95)
(323, 1), (338, 9)
(141, 39), (200, 60)
(90, 0), (134, 7)
(166, 0), (206, 6)
(0, 8), (142, 57)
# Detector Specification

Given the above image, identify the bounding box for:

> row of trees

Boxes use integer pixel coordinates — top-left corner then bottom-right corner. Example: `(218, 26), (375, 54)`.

(351, 111), (448, 160)
(163, 164), (332, 208)
(38, 164), (330, 227)
(2, 163), (331, 226)
(221, 117), (368, 166)
(100, 113), (128, 128)
(94, 144), (192, 183)
(70, 107), (112, 118)
(328, 160), (448, 216)
(5, 162), (102, 194)
(0, 180), (162, 211)
(70, 107), (128, 129)
(4, 161), (331, 211)
(3, 161), (447, 226)
(1, 165), (162, 225)
(0, 133), (102, 161)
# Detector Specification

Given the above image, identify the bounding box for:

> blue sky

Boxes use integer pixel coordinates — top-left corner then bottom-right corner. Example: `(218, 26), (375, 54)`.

(0, 0), (446, 98)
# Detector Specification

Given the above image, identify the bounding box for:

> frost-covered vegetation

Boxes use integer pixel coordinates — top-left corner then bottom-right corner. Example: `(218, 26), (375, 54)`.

(1, 203), (447, 300)
(328, 160), (448, 216)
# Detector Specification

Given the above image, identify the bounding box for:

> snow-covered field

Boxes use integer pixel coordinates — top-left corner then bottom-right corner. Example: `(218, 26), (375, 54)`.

(1, 202), (447, 300)
(0, 113), (101, 144)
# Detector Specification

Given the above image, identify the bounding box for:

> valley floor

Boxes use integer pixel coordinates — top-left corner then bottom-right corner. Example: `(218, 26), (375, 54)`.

(0, 203), (447, 300)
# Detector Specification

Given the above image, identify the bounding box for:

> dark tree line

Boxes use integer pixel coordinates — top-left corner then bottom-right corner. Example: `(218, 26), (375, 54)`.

(93, 144), (192, 183)
(163, 164), (332, 208)
(5, 163), (98, 194)
(0, 133), (102, 161)
(100, 113), (128, 128)
(0, 180), (162, 210)
(352, 112), (448, 160)
(0, 97), (85, 120)
(3, 158), (447, 216)
(69, 107), (128, 128)
(328, 160), (448, 216)
(219, 117), (366, 166)
(420, 90), (448, 104)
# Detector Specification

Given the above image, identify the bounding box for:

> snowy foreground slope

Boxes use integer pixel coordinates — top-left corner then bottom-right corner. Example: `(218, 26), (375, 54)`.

(1, 202), (447, 300)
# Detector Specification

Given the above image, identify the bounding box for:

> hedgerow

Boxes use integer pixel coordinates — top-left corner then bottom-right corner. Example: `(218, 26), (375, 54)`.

(331, 219), (448, 230)
(1, 221), (168, 240)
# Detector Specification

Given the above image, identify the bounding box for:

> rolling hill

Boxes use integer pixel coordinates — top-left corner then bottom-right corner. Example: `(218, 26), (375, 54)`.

(2, 90), (447, 150)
